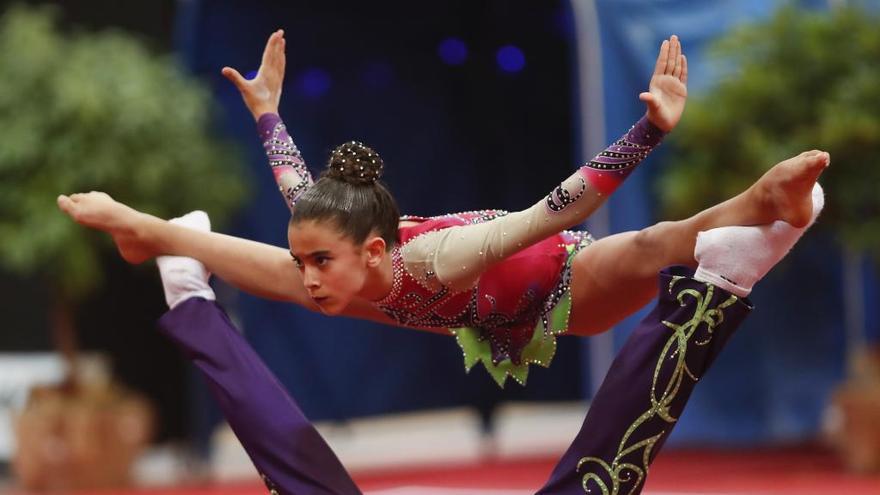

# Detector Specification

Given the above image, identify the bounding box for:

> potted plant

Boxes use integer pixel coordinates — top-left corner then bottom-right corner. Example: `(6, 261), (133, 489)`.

(657, 5), (880, 472)
(0, 5), (247, 488)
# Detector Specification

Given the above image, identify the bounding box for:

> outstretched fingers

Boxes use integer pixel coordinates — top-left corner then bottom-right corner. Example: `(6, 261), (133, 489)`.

(260, 29), (286, 76)
(260, 30), (279, 66)
(672, 52), (683, 79)
(653, 39), (670, 76)
(653, 35), (687, 84)
(679, 54), (688, 84)
(222, 29), (285, 90)
(664, 35), (680, 75)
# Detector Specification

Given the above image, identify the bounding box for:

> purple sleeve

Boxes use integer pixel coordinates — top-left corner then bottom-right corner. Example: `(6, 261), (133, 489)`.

(258, 113), (315, 212)
(577, 115), (666, 196)
(158, 298), (361, 495)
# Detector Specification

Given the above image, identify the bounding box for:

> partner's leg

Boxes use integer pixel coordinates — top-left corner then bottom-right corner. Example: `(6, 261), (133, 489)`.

(538, 266), (752, 494)
(156, 215), (360, 495)
(160, 300), (361, 495)
(568, 151), (827, 335)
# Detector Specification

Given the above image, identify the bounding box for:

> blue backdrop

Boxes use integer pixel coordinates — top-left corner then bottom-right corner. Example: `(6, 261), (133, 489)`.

(590, 0), (879, 444)
(173, 0), (878, 448)
(174, 0), (587, 449)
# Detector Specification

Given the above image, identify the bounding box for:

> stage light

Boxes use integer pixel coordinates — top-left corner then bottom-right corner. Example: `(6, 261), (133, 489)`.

(438, 37), (468, 65)
(300, 68), (331, 98)
(496, 45), (525, 73)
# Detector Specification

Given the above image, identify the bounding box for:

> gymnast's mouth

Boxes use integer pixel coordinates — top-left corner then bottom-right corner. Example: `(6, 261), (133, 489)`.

(311, 296), (330, 304)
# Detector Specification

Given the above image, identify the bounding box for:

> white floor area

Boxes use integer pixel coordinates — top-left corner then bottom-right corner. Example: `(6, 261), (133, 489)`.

(134, 401), (590, 486)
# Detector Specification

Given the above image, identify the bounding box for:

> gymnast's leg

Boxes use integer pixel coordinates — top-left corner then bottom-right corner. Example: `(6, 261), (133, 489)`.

(568, 155), (827, 336)
(538, 192), (825, 494)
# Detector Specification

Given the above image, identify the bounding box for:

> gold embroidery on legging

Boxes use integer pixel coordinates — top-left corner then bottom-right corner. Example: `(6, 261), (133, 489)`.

(575, 279), (738, 495)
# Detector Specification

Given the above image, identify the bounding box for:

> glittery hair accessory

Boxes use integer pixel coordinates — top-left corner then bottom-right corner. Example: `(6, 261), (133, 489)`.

(326, 141), (384, 185)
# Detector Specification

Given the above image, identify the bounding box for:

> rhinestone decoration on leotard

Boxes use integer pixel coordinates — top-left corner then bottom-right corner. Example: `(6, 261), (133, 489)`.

(543, 117), (664, 216)
(377, 211), (537, 332)
(540, 231), (592, 318)
(450, 231), (592, 386)
(264, 120), (313, 209)
(584, 118), (663, 173)
(584, 138), (651, 171)
(374, 211), (594, 386)
(547, 176), (587, 213)
(469, 290), (541, 365)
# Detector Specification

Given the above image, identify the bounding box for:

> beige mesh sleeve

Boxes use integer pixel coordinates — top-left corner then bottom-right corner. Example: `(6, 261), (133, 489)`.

(401, 116), (665, 292)
(401, 175), (593, 292)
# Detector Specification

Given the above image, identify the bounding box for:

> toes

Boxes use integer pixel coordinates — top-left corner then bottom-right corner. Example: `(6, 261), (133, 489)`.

(806, 152), (829, 169)
(57, 195), (78, 218)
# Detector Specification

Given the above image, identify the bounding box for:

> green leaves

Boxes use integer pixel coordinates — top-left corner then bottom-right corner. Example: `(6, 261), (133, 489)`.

(0, 5), (249, 299)
(661, 5), (880, 258)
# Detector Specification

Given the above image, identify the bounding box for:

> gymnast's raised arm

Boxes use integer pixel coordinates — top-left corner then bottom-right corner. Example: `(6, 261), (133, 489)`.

(222, 30), (314, 212)
(403, 36), (689, 292)
(55, 31), (394, 323)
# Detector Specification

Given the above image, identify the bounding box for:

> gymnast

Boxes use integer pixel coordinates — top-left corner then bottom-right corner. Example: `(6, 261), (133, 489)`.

(56, 29), (828, 494)
(57, 31), (828, 388)
(153, 180), (823, 494)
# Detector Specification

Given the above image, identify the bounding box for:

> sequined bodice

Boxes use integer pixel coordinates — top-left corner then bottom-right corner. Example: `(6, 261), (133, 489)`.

(255, 113), (661, 383)
(372, 211), (579, 363)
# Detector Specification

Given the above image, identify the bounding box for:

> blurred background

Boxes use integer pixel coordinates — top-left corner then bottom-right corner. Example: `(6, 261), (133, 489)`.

(0, 0), (879, 493)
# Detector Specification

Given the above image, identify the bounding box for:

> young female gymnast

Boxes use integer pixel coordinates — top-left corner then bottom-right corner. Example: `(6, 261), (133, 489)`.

(57, 31), (829, 386)
(154, 180), (823, 494)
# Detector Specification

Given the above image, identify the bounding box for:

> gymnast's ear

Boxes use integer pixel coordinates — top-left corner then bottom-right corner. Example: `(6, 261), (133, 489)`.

(364, 235), (386, 268)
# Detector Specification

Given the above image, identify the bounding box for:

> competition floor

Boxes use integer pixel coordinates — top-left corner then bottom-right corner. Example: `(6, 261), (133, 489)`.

(356, 447), (880, 494)
(30, 446), (878, 495)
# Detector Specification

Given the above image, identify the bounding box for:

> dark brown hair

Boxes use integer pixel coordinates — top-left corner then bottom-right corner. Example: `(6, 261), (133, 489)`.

(291, 141), (400, 249)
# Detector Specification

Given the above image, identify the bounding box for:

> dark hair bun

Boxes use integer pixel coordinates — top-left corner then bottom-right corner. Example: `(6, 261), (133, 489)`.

(326, 141), (384, 185)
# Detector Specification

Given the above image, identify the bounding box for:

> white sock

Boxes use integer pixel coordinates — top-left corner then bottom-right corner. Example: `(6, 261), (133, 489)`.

(157, 211), (215, 309)
(693, 183), (825, 297)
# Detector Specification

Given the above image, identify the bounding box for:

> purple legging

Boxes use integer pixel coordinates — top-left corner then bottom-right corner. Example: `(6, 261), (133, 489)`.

(158, 266), (751, 495)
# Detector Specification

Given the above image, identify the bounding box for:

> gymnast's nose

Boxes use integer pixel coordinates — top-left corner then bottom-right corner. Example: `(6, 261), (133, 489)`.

(302, 267), (321, 289)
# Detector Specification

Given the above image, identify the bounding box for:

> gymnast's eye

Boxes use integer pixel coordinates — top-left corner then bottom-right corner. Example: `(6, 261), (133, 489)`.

(315, 255), (331, 267)
(292, 256), (303, 269)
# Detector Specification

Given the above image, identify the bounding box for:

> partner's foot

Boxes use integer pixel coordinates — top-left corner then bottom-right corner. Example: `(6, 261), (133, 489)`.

(695, 183), (825, 297)
(753, 150), (829, 228)
(157, 211), (214, 309)
(57, 192), (155, 264)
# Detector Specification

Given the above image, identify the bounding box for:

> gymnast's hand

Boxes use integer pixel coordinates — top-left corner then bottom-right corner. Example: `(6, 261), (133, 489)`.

(222, 29), (286, 121)
(640, 35), (688, 133)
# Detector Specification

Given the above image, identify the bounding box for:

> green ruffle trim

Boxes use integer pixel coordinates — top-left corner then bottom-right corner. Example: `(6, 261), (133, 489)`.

(450, 277), (573, 388)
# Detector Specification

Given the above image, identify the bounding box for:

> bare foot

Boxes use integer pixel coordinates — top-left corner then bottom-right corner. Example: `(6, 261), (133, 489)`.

(750, 150), (829, 228)
(57, 192), (157, 263)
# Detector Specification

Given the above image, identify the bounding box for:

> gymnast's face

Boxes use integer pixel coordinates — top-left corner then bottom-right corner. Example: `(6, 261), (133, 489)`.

(288, 220), (373, 315)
